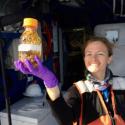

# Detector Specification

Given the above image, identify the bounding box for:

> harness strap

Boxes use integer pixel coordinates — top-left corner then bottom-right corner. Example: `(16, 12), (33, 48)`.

(96, 88), (116, 115)
(79, 93), (83, 125)
(110, 89), (117, 114)
(96, 89), (109, 114)
(74, 84), (83, 125)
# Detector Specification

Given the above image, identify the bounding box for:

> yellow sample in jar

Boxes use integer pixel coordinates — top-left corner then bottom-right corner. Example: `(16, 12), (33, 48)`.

(18, 18), (42, 67)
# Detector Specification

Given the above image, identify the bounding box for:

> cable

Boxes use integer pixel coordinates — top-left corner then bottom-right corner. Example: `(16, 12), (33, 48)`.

(0, 39), (12, 125)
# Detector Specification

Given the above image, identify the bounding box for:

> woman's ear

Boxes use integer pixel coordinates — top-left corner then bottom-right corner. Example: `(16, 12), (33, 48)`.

(108, 56), (113, 64)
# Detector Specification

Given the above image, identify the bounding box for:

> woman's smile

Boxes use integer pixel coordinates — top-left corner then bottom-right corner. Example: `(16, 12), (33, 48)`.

(87, 63), (98, 72)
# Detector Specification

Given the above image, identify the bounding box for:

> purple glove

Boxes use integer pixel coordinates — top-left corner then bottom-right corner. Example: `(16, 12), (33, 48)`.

(14, 56), (59, 88)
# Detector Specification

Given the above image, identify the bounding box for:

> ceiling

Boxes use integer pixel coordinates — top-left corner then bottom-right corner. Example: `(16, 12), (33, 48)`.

(0, 0), (125, 30)
(50, 0), (125, 29)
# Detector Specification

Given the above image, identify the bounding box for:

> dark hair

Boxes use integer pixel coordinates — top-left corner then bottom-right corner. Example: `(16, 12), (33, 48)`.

(82, 36), (114, 57)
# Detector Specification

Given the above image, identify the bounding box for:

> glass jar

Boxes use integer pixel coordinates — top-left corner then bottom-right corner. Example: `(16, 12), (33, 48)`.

(18, 18), (42, 67)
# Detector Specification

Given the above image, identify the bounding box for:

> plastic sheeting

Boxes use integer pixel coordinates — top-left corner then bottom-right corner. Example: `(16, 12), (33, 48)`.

(94, 23), (125, 76)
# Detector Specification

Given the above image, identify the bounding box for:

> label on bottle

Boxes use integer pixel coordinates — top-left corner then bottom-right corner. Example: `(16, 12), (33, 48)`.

(18, 44), (41, 51)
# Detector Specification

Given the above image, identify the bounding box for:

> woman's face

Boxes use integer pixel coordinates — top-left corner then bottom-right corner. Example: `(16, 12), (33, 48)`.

(84, 41), (112, 75)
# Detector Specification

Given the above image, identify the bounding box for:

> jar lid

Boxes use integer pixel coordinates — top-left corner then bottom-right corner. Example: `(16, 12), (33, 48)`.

(23, 18), (38, 28)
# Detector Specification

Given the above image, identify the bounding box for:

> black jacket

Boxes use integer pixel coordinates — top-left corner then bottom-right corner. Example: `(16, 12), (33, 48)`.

(47, 77), (125, 125)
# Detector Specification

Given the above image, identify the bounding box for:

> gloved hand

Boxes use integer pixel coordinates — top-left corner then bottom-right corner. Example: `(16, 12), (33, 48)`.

(14, 56), (59, 88)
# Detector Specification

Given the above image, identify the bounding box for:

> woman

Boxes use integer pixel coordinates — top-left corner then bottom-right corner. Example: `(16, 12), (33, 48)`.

(14, 36), (125, 125)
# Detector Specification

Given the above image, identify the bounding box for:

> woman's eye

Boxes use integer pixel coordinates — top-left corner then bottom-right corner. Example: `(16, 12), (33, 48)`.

(85, 53), (92, 56)
(98, 53), (103, 55)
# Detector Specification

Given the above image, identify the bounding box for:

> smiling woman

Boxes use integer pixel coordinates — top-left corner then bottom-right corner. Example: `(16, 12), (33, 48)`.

(83, 37), (113, 80)
(15, 35), (125, 125)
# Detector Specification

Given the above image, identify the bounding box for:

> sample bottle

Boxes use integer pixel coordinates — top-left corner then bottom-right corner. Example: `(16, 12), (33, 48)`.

(18, 18), (42, 67)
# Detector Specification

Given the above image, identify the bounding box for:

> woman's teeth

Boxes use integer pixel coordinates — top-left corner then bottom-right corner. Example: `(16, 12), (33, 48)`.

(88, 64), (98, 72)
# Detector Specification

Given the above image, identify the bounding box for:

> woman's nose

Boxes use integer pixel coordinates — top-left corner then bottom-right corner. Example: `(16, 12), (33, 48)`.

(91, 54), (97, 62)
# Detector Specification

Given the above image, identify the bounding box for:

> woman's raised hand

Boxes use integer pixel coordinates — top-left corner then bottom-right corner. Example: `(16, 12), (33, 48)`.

(14, 56), (59, 88)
